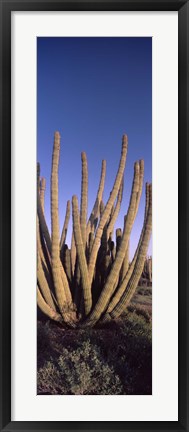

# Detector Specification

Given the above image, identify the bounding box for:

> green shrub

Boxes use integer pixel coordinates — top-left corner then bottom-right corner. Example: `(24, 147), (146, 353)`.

(37, 312), (152, 395)
(37, 362), (62, 394)
(38, 339), (123, 395)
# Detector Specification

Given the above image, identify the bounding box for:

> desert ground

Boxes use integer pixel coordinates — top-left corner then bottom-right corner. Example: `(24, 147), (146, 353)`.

(37, 282), (152, 395)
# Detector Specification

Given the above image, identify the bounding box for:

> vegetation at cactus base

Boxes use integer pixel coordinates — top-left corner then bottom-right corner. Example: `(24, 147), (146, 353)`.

(37, 296), (152, 395)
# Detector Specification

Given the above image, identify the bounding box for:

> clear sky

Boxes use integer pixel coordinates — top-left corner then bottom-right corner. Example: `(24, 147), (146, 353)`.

(37, 37), (152, 259)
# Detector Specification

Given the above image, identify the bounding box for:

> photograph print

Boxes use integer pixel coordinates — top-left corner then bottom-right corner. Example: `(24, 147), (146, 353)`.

(37, 37), (152, 395)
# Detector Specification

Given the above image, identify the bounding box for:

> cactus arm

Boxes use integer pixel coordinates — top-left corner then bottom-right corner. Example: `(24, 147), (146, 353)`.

(87, 232), (94, 262)
(65, 248), (72, 286)
(37, 214), (49, 274)
(37, 247), (56, 310)
(88, 135), (128, 287)
(119, 160), (144, 282)
(73, 258), (82, 311)
(109, 198), (115, 223)
(134, 159), (144, 218)
(110, 241), (116, 263)
(106, 183), (150, 314)
(72, 195), (92, 315)
(37, 214), (56, 303)
(126, 181), (150, 280)
(70, 232), (76, 277)
(85, 161), (140, 326)
(107, 179), (124, 238)
(120, 241), (129, 281)
(39, 223), (52, 276)
(61, 245), (72, 286)
(80, 152), (88, 246)
(37, 167), (52, 274)
(37, 187), (52, 255)
(37, 165), (52, 256)
(40, 177), (46, 213)
(60, 200), (71, 250)
(87, 159), (106, 236)
(37, 287), (62, 322)
(51, 131), (68, 312)
(116, 228), (122, 252)
(110, 185), (152, 319)
(75, 148), (89, 291)
(37, 217), (55, 311)
(127, 181), (150, 277)
(100, 200), (105, 217)
(102, 254), (111, 284)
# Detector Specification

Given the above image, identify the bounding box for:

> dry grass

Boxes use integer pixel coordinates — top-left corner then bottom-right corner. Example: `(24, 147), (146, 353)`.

(130, 284), (152, 319)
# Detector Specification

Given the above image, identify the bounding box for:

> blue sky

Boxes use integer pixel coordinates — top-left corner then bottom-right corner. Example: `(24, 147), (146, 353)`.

(37, 37), (152, 259)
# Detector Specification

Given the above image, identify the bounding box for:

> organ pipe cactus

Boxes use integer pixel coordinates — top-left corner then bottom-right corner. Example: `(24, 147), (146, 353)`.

(37, 131), (152, 327)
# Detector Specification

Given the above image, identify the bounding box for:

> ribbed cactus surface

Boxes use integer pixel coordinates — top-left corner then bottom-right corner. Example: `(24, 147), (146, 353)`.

(37, 132), (152, 327)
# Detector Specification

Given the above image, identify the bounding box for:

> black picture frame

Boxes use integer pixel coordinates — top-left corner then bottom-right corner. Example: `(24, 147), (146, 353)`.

(0, 1), (188, 431)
